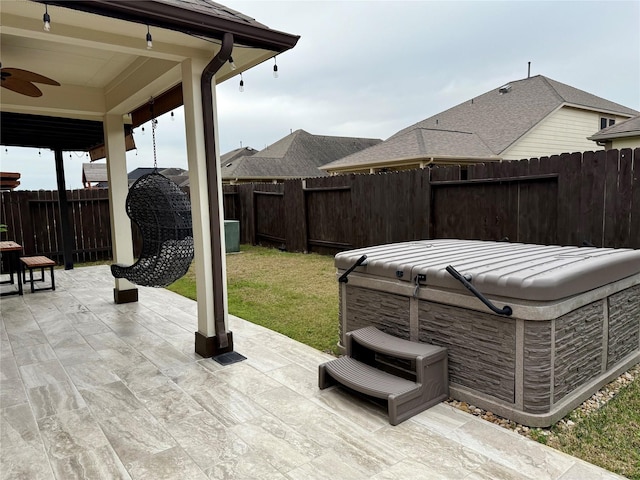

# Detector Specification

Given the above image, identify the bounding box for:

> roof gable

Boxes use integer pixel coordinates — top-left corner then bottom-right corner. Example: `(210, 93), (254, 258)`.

(390, 75), (638, 155)
(222, 129), (382, 179)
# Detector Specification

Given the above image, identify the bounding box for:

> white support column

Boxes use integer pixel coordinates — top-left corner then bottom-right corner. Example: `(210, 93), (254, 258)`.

(104, 113), (138, 303)
(181, 58), (229, 354)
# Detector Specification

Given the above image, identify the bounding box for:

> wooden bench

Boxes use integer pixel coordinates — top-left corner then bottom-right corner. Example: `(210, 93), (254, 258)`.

(20, 256), (56, 293)
(319, 326), (448, 425)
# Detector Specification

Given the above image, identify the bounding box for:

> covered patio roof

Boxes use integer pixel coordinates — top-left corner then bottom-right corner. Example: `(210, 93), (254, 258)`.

(1, 0), (299, 359)
(1, 0), (298, 150)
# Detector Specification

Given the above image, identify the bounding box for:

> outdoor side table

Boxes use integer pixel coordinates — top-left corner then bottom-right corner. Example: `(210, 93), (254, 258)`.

(0, 241), (24, 296)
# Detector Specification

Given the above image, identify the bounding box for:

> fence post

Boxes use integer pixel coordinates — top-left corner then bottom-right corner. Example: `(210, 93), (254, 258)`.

(284, 179), (307, 252)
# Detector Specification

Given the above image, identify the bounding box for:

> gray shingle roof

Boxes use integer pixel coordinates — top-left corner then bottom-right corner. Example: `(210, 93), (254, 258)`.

(82, 163), (108, 184)
(221, 146), (258, 167)
(321, 128), (499, 170)
(222, 130), (382, 180)
(588, 115), (640, 141)
(390, 75), (638, 156)
(322, 75), (638, 172)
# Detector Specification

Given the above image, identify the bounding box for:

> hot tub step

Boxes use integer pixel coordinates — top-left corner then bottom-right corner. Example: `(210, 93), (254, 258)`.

(319, 356), (418, 398)
(319, 327), (449, 425)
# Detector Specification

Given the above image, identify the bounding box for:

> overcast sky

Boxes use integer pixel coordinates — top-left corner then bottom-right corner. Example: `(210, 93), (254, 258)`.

(2, 0), (639, 191)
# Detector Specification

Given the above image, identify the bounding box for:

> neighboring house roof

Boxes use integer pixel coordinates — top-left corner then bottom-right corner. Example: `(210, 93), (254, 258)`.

(222, 130), (382, 181)
(82, 163), (108, 187)
(221, 147), (258, 167)
(322, 128), (500, 171)
(322, 75), (638, 172)
(588, 115), (640, 141)
(82, 165), (188, 188)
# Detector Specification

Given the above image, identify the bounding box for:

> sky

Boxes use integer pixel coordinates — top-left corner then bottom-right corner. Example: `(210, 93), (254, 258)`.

(1, 0), (639, 191)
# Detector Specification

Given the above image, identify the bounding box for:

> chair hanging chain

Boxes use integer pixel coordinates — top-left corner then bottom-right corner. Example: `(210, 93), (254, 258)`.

(150, 97), (158, 170)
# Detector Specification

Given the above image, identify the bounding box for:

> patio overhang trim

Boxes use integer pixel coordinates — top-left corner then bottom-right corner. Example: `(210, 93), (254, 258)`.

(33, 0), (300, 53)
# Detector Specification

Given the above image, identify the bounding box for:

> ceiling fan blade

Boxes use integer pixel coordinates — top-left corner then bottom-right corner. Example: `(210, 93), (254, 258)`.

(1, 77), (43, 97)
(1, 68), (60, 86)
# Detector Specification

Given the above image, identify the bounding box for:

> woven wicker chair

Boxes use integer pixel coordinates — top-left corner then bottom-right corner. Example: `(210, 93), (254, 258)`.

(111, 172), (194, 287)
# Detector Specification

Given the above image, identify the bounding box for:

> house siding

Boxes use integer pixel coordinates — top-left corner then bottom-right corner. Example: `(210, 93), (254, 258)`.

(609, 137), (640, 150)
(502, 107), (629, 160)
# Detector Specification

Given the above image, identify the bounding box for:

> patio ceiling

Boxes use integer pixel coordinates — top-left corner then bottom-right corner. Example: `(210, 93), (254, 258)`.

(0, 0), (299, 151)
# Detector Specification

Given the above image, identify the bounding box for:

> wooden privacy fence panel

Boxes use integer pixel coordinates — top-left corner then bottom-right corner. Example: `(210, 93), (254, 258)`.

(223, 148), (640, 253)
(0, 188), (145, 265)
(2, 148), (638, 264)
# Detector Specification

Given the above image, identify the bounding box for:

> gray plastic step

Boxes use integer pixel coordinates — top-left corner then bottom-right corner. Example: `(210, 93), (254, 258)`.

(348, 326), (445, 360)
(320, 356), (418, 399)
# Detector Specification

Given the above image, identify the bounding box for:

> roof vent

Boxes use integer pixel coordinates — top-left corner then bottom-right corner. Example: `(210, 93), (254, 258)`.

(499, 84), (512, 94)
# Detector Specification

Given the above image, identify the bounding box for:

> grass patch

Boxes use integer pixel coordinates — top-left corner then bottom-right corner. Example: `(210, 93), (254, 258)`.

(547, 378), (640, 479)
(168, 245), (339, 353)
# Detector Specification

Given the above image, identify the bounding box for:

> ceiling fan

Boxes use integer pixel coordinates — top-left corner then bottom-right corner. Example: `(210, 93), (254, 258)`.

(1, 63), (60, 97)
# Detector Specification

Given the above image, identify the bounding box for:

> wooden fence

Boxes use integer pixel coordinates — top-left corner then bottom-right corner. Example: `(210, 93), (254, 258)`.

(223, 148), (640, 253)
(1, 148), (638, 266)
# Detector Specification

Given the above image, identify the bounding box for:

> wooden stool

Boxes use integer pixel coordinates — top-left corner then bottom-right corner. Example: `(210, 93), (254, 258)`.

(20, 256), (56, 293)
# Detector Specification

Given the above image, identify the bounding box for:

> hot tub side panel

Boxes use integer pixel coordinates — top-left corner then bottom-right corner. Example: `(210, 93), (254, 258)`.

(345, 286), (411, 341)
(417, 302), (516, 403)
(523, 321), (552, 413)
(608, 284), (640, 369)
(553, 301), (604, 404)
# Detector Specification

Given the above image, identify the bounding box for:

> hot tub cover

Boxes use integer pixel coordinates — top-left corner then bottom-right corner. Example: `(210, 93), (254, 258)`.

(335, 240), (640, 302)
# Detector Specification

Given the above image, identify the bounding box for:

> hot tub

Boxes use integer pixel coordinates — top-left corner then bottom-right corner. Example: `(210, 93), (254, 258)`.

(335, 239), (640, 427)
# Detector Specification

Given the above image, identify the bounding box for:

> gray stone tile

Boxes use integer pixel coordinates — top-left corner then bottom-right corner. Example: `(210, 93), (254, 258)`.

(230, 413), (325, 473)
(97, 345), (148, 370)
(445, 416), (576, 479)
(213, 362), (282, 398)
(135, 382), (205, 424)
(164, 362), (225, 395)
(27, 380), (86, 419)
(285, 449), (370, 480)
(8, 329), (48, 349)
(64, 360), (121, 389)
(0, 354), (19, 381)
(558, 460), (625, 480)
(202, 448), (288, 480)
(139, 342), (194, 371)
(164, 411), (249, 471)
(3, 317), (40, 334)
(0, 443), (54, 480)
(126, 446), (208, 480)
(1, 402), (42, 451)
(37, 407), (109, 460)
(113, 360), (172, 393)
(190, 386), (268, 428)
(19, 359), (69, 388)
(13, 342), (57, 366)
(49, 444), (131, 480)
(80, 381), (144, 419)
(0, 375), (28, 409)
(97, 408), (177, 466)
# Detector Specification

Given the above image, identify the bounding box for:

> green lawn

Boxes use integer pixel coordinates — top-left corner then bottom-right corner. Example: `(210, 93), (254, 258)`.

(167, 244), (340, 353)
(165, 244), (638, 478)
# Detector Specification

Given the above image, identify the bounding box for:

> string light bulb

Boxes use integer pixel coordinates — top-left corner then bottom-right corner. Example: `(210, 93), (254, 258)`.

(228, 57), (237, 70)
(43, 4), (51, 31)
(146, 25), (153, 49)
(239, 73), (244, 92)
(273, 57), (278, 78)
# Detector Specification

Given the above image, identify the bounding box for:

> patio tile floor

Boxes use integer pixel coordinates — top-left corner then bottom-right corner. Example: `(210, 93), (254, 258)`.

(0, 265), (625, 479)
